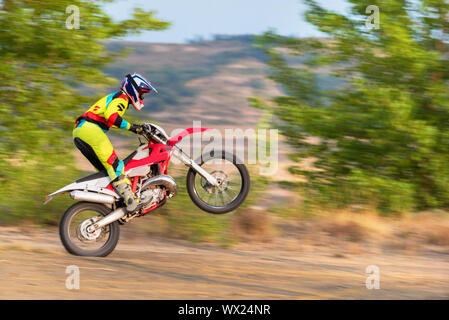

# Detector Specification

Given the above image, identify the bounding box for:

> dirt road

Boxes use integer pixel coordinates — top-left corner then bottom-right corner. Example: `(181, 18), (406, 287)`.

(0, 226), (448, 299)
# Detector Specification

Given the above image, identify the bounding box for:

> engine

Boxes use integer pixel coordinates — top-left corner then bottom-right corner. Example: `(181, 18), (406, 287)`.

(119, 174), (178, 224)
(139, 187), (165, 210)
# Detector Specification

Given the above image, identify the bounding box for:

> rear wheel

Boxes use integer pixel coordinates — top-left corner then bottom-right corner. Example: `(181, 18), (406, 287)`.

(186, 150), (250, 214)
(59, 202), (120, 257)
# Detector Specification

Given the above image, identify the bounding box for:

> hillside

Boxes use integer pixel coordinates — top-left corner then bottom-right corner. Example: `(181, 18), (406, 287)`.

(104, 35), (280, 131)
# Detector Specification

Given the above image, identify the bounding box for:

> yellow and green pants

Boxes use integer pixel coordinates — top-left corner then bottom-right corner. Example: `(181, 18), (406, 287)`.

(73, 120), (125, 181)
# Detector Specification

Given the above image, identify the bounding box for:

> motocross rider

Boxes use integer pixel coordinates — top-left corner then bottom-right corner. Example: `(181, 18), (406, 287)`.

(73, 73), (157, 212)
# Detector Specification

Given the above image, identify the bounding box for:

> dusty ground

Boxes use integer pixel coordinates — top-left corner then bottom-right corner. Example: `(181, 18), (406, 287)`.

(0, 225), (448, 300)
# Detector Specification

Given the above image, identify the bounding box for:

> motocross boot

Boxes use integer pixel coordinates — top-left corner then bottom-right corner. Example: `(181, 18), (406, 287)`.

(112, 175), (139, 213)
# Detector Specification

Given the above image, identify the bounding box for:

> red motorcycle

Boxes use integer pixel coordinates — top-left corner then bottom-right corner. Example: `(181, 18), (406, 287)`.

(44, 123), (250, 256)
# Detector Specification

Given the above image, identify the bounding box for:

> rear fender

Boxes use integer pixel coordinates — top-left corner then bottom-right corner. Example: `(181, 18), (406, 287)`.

(167, 127), (213, 146)
(44, 174), (118, 204)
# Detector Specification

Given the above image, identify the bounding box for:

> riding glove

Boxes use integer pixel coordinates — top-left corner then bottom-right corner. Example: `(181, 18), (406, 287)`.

(129, 124), (144, 134)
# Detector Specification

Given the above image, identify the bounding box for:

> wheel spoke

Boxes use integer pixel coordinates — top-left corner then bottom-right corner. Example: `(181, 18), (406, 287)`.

(193, 156), (244, 208)
(213, 192), (219, 206)
(221, 190), (233, 204)
(218, 192), (226, 205)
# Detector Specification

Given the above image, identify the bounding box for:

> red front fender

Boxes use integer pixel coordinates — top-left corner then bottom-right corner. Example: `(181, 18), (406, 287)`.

(167, 127), (213, 146)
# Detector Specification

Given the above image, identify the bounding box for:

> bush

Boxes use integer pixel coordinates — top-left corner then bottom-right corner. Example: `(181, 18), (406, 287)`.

(254, 0), (449, 214)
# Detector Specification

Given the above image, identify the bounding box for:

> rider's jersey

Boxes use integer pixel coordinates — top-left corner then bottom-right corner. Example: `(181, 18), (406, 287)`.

(75, 91), (132, 132)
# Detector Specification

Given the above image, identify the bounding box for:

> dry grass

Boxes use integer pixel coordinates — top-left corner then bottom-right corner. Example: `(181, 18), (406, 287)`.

(232, 207), (275, 242)
(321, 220), (367, 242)
(310, 210), (392, 243)
(425, 225), (449, 246)
(272, 208), (449, 256)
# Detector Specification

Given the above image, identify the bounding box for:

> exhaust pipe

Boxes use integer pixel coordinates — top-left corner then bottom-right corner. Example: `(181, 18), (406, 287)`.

(140, 175), (178, 198)
(70, 190), (115, 204)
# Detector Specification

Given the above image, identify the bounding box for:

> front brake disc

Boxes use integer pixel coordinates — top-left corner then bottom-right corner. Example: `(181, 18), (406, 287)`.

(201, 170), (228, 193)
(77, 217), (101, 241)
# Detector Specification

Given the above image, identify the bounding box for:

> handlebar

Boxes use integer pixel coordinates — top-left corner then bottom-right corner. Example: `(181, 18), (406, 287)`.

(140, 123), (168, 145)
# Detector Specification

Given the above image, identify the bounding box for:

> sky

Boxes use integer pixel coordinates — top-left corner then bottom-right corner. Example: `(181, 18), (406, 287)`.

(103, 0), (350, 43)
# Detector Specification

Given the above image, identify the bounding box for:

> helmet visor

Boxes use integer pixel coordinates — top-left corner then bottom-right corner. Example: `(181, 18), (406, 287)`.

(148, 82), (158, 93)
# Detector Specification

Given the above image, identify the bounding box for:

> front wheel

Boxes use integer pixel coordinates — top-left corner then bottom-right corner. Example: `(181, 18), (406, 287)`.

(186, 150), (250, 214)
(59, 202), (120, 257)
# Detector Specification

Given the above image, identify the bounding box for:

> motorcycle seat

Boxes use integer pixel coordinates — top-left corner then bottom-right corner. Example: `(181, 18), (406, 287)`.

(75, 150), (137, 183)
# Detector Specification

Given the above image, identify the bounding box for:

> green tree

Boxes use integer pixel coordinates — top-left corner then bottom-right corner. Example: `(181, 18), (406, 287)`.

(253, 0), (449, 213)
(0, 0), (169, 223)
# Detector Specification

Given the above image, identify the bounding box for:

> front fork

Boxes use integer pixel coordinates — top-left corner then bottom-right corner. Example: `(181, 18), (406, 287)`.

(173, 146), (219, 187)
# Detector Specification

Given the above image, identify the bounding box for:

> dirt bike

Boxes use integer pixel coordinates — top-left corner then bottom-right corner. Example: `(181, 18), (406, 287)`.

(44, 123), (250, 257)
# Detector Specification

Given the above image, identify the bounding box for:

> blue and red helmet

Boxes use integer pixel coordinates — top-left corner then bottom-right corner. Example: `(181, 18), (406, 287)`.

(120, 73), (157, 111)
